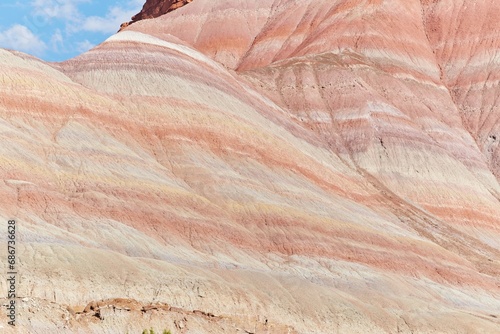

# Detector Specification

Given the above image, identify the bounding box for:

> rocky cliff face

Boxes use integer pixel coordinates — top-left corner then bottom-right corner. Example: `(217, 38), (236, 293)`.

(2, 1), (500, 333)
(121, 0), (193, 29)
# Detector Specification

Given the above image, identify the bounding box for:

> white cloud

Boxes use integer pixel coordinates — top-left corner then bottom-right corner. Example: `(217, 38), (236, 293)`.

(28, 0), (143, 34)
(30, 0), (89, 21)
(0, 24), (47, 56)
(76, 39), (95, 53)
(81, 4), (142, 34)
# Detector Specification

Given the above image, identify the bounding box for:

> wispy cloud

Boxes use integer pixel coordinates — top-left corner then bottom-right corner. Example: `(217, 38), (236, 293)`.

(0, 24), (47, 56)
(50, 28), (64, 51)
(76, 39), (95, 53)
(81, 1), (143, 34)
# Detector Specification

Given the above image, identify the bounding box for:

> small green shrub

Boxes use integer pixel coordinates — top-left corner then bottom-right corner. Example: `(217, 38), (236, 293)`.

(141, 328), (171, 334)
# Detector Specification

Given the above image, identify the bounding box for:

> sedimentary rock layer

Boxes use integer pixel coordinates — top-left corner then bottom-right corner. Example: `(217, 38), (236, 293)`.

(1, 1), (500, 333)
(421, 0), (500, 180)
(122, 0), (193, 29)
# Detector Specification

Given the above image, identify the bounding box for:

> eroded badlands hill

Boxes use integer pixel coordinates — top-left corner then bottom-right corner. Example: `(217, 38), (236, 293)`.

(1, 0), (500, 333)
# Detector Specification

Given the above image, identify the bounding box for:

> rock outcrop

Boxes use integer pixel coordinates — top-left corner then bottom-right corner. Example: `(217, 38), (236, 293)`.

(2, 1), (500, 333)
(121, 0), (193, 30)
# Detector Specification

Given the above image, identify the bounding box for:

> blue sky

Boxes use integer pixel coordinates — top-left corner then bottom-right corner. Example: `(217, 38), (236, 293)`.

(0, 0), (144, 62)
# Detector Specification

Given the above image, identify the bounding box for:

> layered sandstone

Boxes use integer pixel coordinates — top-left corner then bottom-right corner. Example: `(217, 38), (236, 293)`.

(1, 1), (500, 333)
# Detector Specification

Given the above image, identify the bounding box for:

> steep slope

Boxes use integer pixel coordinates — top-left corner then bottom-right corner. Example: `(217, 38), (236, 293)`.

(421, 0), (500, 180)
(126, 0), (500, 265)
(1, 1), (500, 333)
